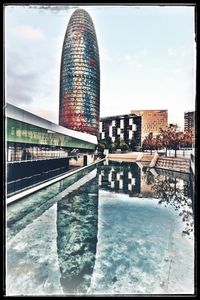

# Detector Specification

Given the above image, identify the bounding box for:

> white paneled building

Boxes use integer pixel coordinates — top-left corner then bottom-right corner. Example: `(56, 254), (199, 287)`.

(99, 114), (142, 150)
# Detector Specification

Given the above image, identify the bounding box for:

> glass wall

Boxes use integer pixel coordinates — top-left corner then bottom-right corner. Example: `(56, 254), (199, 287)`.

(6, 118), (95, 150)
(6, 142), (96, 163)
(59, 9), (100, 136)
(7, 142), (71, 162)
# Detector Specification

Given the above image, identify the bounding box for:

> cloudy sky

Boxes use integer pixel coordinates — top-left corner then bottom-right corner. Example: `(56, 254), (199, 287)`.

(5, 4), (196, 129)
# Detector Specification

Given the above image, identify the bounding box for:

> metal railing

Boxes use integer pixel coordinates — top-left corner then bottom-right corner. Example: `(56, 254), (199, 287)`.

(190, 153), (195, 176)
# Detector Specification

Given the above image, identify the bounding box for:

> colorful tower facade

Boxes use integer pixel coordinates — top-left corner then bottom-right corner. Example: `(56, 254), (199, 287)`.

(59, 9), (100, 136)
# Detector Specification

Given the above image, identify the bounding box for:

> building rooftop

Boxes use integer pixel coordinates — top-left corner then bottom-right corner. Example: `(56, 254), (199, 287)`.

(131, 109), (168, 113)
(100, 113), (139, 120)
(184, 111), (195, 114)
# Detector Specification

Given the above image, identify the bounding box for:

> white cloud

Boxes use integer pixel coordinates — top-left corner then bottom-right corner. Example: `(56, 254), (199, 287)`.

(5, 51), (39, 105)
(180, 48), (187, 57)
(124, 54), (131, 61)
(116, 54), (143, 69)
(167, 48), (177, 56)
(13, 25), (45, 41)
(30, 107), (58, 123)
(115, 49), (148, 71)
(27, 5), (78, 12)
(141, 48), (148, 56)
(99, 46), (111, 62)
(173, 68), (183, 74)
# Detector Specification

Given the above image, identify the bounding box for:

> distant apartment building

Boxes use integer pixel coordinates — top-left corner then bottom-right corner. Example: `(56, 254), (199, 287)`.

(184, 111), (195, 132)
(99, 114), (142, 149)
(130, 110), (168, 141)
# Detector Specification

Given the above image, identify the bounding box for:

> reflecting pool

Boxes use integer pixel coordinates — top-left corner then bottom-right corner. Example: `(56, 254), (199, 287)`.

(6, 160), (195, 295)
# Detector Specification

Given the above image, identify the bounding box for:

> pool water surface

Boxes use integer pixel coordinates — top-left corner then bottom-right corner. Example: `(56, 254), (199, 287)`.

(6, 160), (195, 295)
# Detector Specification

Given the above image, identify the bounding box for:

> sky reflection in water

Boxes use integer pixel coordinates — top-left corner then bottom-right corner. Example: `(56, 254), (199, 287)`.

(6, 161), (194, 295)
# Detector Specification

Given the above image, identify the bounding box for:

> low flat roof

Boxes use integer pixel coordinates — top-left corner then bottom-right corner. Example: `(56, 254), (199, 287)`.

(131, 109), (168, 113)
(100, 113), (140, 120)
(5, 103), (97, 145)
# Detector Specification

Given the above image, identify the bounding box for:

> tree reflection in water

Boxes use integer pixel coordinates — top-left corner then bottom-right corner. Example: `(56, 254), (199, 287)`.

(142, 168), (156, 186)
(143, 168), (194, 236)
(56, 175), (99, 294)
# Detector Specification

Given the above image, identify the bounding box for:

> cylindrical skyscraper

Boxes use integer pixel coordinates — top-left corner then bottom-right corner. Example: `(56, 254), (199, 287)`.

(59, 9), (100, 136)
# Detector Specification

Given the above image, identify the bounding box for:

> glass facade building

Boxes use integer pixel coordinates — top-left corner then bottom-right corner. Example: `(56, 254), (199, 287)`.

(5, 103), (98, 196)
(99, 114), (142, 150)
(6, 103), (97, 163)
(59, 9), (100, 137)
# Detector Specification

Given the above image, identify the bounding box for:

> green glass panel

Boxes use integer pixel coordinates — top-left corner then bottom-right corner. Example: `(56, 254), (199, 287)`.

(6, 118), (95, 150)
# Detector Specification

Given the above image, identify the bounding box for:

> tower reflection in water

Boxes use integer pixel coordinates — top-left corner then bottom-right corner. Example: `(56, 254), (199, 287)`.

(56, 170), (99, 294)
